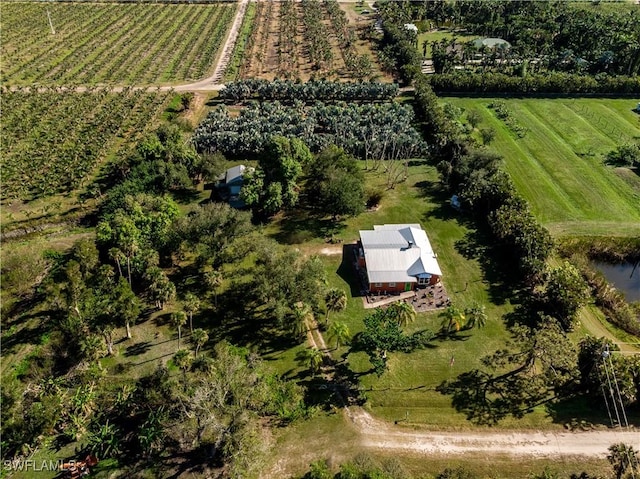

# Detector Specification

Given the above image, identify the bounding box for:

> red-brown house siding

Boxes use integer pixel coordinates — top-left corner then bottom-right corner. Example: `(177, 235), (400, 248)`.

(369, 282), (414, 293)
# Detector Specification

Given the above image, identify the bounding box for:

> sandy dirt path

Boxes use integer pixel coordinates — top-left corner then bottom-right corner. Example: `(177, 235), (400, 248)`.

(345, 407), (639, 458)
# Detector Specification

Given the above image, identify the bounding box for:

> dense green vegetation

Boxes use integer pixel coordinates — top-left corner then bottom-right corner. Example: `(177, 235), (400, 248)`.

(377, 0), (640, 93)
(423, 0), (640, 76)
(194, 101), (426, 167)
(1, 3), (235, 85)
(1, 88), (172, 201)
(4, 0), (640, 473)
(219, 79), (398, 103)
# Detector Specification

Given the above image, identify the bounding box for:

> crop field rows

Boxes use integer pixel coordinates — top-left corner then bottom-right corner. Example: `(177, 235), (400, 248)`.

(238, 0), (382, 81)
(1, 3), (236, 86)
(446, 97), (640, 237)
(1, 88), (173, 201)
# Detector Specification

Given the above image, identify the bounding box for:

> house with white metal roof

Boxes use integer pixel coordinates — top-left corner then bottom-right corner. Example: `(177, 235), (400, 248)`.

(356, 224), (442, 293)
(216, 164), (252, 208)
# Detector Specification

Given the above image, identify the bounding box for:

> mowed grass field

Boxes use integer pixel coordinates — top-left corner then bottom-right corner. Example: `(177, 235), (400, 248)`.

(1, 2), (235, 85)
(443, 98), (640, 236)
(445, 98), (640, 237)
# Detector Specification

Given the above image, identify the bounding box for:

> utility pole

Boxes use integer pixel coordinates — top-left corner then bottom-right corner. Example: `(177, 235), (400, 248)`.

(47, 9), (55, 35)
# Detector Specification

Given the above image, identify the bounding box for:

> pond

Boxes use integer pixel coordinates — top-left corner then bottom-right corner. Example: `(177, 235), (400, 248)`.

(592, 261), (640, 302)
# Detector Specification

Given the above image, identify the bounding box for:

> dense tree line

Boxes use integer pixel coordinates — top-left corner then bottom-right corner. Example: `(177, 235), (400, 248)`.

(428, 71), (640, 95)
(376, 0), (640, 91)
(376, 2), (423, 84)
(219, 79), (398, 103)
(420, 0), (640, 77)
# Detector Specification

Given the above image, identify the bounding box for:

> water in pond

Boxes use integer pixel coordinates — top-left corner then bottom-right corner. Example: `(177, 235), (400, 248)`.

(592, 261), (640, 302)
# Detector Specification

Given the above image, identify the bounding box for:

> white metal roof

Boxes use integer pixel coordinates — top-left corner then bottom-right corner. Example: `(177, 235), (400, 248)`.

(359, 224), (442, 284)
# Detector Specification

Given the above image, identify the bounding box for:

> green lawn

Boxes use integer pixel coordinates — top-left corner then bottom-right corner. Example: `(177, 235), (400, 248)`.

(417, 30), (476, 58)
(266, 163), (546, 427)
(444, 97), (640, 237)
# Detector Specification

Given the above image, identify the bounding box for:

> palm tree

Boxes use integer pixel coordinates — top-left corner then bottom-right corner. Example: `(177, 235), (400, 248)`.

(173, 349), (192, 389)
(439, 305), (465, 338)
(291, 302), (312, 339)
(171, 311), (187, 350)
(296, 347), (323, 375)
(390, 301), (416, 327)
(80, 334), (104, 364)
(327, 321), (351, 349)
(183, 293), (201, 333)
(324, 288), (347, 324)
(204, 270), (222, 307)
(608, 443), (639, 479)
(464, 303), (488, 329)
(191, 328), (209, 358)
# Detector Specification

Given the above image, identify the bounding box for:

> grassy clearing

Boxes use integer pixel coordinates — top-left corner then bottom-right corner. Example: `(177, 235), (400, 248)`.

(268, 163), (576, 427)
(417, 30), (476, 58)
(445, 97), (640, 237)
(1, 3), (235, 86)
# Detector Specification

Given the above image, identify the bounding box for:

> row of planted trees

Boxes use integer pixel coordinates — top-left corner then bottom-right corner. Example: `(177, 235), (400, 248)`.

(219, 78), (398, 103)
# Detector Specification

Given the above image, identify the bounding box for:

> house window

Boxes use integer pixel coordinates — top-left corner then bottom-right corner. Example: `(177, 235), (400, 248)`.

(374, 283), (382, 288)
(388, 282), (396, 287)
(418, 276), (431, 285)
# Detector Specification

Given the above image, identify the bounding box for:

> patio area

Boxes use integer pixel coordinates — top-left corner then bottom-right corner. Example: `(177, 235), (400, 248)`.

(361, 283), (450, 312)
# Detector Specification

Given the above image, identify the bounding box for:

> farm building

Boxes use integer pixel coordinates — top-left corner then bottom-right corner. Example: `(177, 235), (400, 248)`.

(356, 224), (442, 294)
(216, 164), (252, 208)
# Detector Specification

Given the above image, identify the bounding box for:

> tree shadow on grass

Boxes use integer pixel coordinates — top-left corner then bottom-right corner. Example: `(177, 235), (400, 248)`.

(270, 208), (345, 245)
(454, 227), (524, 306)
(124, 341), (152, 357)
(337, 244), (363, 298)
(546, 395), (640, 429)
(1, 313), (50, 355)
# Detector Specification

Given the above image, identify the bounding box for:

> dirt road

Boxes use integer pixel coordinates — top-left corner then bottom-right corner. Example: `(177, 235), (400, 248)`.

(346, 407), (639, 458)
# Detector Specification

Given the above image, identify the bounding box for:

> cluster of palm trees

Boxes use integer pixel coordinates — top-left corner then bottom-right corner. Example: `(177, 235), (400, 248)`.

(219, 79), (398, 103)
(439, 304), (487, 337)
(194, 101), (426, 163)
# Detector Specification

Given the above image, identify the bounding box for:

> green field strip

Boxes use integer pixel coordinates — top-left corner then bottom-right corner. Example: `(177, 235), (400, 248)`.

(546, 221), (640, 237)
(519, 101), (640, 223)
(162, 6), (215, 81)
(63, 6), (159, 84)
(487, 106), (584, 222)
(453, 98), (581, 222)
(511, 103), (596, 219)
(38, 6), (137, 83)
(445, 97), (640, 236)
(125, 6), (195, 84)
(590, 101), (640, 142)
(81, 6), (163, 84)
